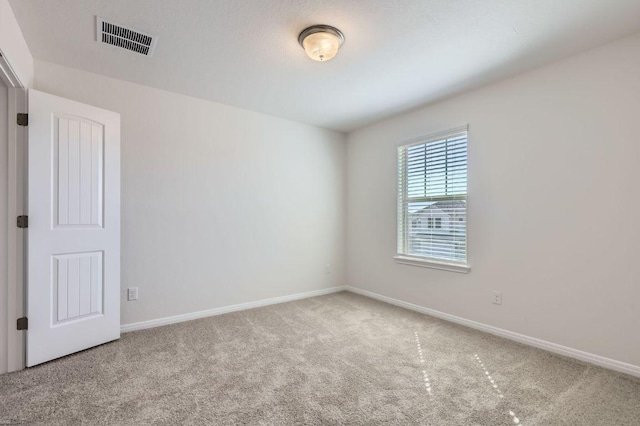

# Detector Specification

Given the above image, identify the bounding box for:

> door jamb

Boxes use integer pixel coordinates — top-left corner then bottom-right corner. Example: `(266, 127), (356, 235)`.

(1, 49), (27, 373)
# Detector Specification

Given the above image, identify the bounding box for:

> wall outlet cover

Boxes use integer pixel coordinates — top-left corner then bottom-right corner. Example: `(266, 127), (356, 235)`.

(127, 287), (139, 301)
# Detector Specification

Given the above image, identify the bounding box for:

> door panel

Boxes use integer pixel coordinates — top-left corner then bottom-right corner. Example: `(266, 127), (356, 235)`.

(27, 90), (120, 367)
(52, 251), (103, 322)
(54, 116), (104, 228)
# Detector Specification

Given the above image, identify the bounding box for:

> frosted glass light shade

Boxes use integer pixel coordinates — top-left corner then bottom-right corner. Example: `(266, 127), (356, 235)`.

(298, 25), (345, 62)
(302, 32), (340, 62)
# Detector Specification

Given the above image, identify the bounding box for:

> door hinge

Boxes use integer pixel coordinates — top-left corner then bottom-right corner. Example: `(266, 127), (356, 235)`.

(17, 215), (28, 228)
(17, 113), (28, 126)
(17, 317), (28, 331)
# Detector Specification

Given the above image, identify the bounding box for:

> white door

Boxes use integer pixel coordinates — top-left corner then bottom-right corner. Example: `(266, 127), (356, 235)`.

(27, 90), (120, 367)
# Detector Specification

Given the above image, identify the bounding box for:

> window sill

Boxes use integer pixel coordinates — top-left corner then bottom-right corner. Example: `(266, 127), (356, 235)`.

(393, 255), (470, 274)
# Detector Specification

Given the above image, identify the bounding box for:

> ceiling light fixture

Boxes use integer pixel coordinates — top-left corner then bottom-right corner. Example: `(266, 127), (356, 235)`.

(298, 25), (345, 62)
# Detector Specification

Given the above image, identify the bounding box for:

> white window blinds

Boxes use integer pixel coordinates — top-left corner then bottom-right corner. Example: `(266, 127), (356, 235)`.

(397, 126), (468, 264)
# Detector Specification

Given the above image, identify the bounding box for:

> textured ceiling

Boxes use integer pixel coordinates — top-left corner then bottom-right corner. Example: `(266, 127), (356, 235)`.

(9, 0), (640, 131)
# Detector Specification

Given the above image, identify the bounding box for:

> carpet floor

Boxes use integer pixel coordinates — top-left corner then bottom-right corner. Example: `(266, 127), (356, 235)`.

(1, 291), (639, 425)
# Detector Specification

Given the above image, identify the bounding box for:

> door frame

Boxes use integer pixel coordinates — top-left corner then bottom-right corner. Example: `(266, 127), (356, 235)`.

(1, 49), (27, 373)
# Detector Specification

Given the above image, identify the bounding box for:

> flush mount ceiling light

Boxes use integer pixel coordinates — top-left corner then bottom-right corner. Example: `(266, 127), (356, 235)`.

(298, 25), (345, 62)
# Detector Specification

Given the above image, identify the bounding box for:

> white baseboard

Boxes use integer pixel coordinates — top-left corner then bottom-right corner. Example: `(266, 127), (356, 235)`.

(120, 286), (346, 333)
(344, 286), (640, 378)
(120, 284), (639, 378)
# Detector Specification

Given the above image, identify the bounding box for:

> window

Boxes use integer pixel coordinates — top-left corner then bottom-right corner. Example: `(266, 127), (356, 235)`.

(426, 217), (442, 229)
(396, 126), (468, 270)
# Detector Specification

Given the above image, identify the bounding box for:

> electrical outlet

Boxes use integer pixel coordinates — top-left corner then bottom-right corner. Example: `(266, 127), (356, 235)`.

(325, 264), (331, 274)
(127, 287), (139, 301)
(493, 291), (502, 305)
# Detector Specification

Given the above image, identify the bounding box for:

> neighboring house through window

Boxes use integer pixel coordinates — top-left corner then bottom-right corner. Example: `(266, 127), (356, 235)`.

(396, 126), (468, 266)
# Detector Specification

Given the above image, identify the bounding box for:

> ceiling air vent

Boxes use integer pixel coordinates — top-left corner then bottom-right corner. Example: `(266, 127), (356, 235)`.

(96, 17), (157, 56)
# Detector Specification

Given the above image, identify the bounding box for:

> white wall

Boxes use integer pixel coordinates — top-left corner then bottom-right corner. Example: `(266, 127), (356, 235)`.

(347, 32), (640, 367)
(0, 0), (33, 87)
(35, 60), (346, 326)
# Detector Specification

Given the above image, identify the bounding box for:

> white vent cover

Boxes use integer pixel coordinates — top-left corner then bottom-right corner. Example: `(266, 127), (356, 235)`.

(96, 17), (157, 56)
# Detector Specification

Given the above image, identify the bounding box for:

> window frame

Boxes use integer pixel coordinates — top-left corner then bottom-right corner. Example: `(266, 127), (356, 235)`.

(395, 126), (470, 274)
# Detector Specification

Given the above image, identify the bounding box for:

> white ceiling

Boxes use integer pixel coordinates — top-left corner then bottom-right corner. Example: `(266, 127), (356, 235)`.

(9, 0), (640, 132)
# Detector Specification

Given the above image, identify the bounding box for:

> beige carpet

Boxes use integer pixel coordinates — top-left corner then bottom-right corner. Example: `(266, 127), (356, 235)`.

(1, 291), (639, 425)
